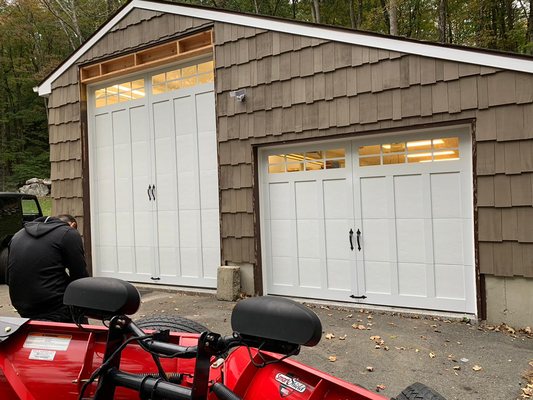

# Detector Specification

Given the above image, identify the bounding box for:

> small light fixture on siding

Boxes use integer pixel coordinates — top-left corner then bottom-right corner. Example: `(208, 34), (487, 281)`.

(229, 88), (246, 102)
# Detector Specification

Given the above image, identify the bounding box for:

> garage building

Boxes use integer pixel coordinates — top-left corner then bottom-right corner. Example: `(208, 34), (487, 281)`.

(36, 0), (533, 326)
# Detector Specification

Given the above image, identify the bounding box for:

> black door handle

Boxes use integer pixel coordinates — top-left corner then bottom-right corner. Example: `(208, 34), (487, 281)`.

(147, 185), (152, 201)
(151, 185), (156, 200)
(349, 229), (354, 251)
(356, 229), (361, 251)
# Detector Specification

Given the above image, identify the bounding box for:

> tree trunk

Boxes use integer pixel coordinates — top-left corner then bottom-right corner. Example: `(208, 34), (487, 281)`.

(311, 0), (320, 24)
(349, 0), (356, 28)
(528, 0), (533, 52)
(379, 0), (391, 33)
(389, 0), (398, 35)
(438, 0), (447, 42)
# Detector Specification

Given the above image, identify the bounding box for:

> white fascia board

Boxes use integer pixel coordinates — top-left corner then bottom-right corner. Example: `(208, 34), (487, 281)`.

(37, 0), (533, 96)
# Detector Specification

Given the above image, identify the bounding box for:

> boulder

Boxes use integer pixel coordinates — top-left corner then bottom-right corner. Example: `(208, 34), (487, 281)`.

(19, 183), (49, 197)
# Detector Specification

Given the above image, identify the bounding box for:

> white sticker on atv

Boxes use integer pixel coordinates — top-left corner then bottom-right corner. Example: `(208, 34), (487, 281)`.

(275, 373), (306, 393)
(23, 333), (72, 351)
(29, 349), (56, 361)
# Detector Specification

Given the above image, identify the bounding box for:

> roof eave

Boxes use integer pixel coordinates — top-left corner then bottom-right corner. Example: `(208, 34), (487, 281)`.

(36, 0), (533, 97)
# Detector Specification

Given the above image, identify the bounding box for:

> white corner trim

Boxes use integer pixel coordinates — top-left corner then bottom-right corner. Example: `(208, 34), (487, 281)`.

(37, 0), (533, 96)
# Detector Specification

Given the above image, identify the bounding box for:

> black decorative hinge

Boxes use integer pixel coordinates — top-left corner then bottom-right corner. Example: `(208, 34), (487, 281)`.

(350, 294), (367, 299)
(150, 277), (161, 281)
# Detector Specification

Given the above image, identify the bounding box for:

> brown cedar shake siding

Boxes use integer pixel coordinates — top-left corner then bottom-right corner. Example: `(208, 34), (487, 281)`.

(46, 9), (533, 302)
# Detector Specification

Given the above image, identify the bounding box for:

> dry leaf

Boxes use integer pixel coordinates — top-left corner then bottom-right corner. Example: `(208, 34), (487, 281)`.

(472, 365), (482, 371)
(325, 333), (335, 340)
(453, 366), (461, 371)
(370, 335), (382, 341)
(429, 352), (436, 359)
(339, 335), (347, 340)
(529, 361), (533, 368)
(346, 314), (353, 318)
(352, 324), (367, 330)
(376, 384), (386, 392)
(383, 346), (389, 351)
(328, 355), (337, 362)
(366, 366), (374, 372)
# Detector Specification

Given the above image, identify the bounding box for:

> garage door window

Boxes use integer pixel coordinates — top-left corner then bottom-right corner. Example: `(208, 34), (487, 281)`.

(268, 148), (345, 174)
(359, 137), (459, 167)
(152, 61), (214, 95)
(95, 79), (145, 108)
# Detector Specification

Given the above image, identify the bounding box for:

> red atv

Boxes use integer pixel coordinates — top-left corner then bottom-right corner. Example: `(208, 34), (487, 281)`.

(0, 277), (445, 400)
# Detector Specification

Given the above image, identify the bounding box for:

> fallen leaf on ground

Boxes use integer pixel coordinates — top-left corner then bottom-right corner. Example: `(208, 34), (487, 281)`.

(366, 366), (374, 372)
(370, 335), (381, 341)
(325, 333), (335, 340)
(453, 366), (461, 370)
(328, 355), (337, 362)
(429, 352), (436, 359)
(352, 324), (367, 330)
(472, 365), (482, 371)
(339, 335), (347, 340)
(376, 384), (386, 392)
(346, 314), (353, 318)
(522, 384), (533, 397)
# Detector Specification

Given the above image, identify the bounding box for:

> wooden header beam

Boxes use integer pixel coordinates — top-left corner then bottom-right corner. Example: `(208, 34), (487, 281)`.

(80, 30), (213, 85)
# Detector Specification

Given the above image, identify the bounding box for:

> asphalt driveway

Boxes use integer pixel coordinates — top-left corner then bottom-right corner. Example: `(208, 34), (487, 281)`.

(0, 284), (531, 399)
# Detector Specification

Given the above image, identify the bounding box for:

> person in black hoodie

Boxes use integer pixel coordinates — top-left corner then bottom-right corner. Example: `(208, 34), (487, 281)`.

(7, 214), (88, 322)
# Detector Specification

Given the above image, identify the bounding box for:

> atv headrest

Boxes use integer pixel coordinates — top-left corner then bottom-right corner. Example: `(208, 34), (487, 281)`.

(64, 277), (140, 319)
(231, 296), (322, 347)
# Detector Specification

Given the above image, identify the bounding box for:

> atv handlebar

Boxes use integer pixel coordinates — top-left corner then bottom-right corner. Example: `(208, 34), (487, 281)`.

(91, 316), (244, 400)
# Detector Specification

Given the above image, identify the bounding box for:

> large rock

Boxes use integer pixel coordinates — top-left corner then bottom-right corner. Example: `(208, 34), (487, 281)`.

(19, 183), (49, 197)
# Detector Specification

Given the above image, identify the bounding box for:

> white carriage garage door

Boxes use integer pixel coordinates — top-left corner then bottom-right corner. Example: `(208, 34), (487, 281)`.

(261, 128), (475, 314)
(88, 59), (220, 287)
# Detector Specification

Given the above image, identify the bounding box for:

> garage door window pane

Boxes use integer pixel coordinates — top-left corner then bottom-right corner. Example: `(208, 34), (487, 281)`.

(407, 140), (432, 150)
(383, 154), (405, 164)
(407, 152), (432, 163)
(287, 162), (304, 172)
(382, 143), (405, 153)
(326, 159), (345, 169)
(434, 149), (459, 161)
(359, 145), (380, 156)
(326, 149), (345, 158)
(433, 137), (459, 149)
(359, 156), (380, 166)
(269, 164), (285, 173)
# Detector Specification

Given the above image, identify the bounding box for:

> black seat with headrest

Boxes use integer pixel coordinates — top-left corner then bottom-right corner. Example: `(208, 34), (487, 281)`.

(64, 277), (140, 319)
(231, 296), (322, 348)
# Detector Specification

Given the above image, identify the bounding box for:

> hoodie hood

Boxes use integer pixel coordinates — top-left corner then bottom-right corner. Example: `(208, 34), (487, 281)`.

(24, 217), (69, 238)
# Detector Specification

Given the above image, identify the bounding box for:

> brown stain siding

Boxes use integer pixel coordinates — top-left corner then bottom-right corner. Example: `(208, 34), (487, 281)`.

(213, 24), (533, 279)
(46, 9), (533, 281)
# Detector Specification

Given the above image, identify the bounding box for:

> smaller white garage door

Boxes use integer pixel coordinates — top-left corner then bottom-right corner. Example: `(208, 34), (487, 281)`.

(260, 128), (475, 314)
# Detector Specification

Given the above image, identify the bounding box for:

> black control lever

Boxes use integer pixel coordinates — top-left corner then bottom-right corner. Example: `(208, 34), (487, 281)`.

(356, 229), (361, 251)
(349, 229), (354, 251)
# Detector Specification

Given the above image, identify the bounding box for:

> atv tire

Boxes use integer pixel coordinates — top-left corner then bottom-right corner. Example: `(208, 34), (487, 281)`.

(392, 382), (446, 400)
(135, 315), (208, 334)
(0, 247), (8, 284)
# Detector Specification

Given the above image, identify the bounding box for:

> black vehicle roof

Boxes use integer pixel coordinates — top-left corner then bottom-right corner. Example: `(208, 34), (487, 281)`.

(0, 193), (38, 199)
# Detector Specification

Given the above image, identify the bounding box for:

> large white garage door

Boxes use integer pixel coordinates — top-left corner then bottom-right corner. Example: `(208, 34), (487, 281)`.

(261, 129), (475, 313)
(88, 59), (220, 287)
